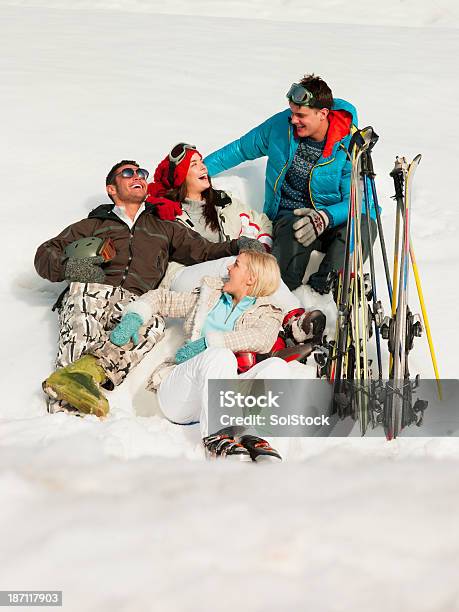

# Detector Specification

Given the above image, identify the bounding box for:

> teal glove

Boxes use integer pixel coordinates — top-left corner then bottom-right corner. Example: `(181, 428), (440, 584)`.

(110, 312), (144, 346)
(175, 337), (207, 364)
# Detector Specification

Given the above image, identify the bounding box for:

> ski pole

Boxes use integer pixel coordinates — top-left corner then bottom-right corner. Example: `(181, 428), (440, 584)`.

(409, 241), (443, 400)
(362, 133), (393, 302)
(361, 151), (383, 380)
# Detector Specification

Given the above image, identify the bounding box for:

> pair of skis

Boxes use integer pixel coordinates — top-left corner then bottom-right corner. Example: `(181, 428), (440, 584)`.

(381, 155), (440, 438)
(382, 156), (422, 437)
(317, 127), (437, 438)
(329, 127), (379, 434)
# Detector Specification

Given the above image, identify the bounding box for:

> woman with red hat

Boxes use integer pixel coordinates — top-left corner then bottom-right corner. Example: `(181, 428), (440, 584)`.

(148, 143), (271, 243)
(146, 143), (327, 349)
(147, 145), (284, 290)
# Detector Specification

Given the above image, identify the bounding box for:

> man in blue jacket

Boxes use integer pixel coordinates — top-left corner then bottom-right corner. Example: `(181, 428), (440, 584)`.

(204, 74), (377, 293)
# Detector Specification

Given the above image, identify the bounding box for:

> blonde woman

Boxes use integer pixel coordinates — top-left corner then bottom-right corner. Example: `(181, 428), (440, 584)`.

(110, 250), (292, 461)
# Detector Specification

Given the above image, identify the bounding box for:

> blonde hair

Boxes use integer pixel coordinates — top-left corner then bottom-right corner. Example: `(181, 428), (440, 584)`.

(239, 250), (281, 298)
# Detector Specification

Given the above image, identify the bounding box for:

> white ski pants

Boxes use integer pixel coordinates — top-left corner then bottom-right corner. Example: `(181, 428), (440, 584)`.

(157, 347), (291, 438)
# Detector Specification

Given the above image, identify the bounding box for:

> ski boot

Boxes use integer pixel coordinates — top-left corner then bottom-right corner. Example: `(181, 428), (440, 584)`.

(46, 397), (83, 416)
(202, 432), (251, 461)
(239, 435), (282, 462)
(42, 354), (109, 417)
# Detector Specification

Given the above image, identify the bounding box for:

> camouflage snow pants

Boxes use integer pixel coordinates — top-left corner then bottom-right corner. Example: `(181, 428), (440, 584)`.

(49, 282), (165, 413)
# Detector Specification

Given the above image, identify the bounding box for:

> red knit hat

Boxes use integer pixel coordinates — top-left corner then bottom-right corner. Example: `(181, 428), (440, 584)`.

(147, 147), (203, 199)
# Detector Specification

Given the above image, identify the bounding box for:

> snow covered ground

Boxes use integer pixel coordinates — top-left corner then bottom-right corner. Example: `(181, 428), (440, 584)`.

(1, 1), (459, 610)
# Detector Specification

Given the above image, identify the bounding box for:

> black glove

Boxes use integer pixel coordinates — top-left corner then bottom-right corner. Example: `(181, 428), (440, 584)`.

(64, 255), (105, 284)
(307, 267), (338, 295)
(237, 236), (265, 254)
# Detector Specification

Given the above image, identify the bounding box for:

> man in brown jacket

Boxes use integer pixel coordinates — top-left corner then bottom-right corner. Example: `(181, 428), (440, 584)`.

(36, 159), (258, 415)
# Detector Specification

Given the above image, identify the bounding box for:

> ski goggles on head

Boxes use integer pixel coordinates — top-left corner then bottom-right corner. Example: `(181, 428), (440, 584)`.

(115, 167), (149, 180)
(168, 143), (197, 165)
(286, 83), (316, 107)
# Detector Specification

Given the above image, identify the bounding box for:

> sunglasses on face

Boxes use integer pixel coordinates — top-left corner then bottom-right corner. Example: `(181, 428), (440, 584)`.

(115, 167), (149, 180)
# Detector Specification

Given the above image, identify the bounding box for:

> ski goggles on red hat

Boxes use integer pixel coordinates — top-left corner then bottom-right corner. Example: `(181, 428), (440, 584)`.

(286, 83), (316, 107)
(167, 143), (198, 186)
(115, 167), (149, 180)
(168, 143), (197, 165)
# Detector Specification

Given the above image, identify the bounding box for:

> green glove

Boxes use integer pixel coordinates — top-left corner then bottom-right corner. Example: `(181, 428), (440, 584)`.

(175, 337), (207, 364)
(110, 312), (144, 346)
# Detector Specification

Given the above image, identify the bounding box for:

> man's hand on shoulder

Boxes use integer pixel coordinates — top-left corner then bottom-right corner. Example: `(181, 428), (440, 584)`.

(237, 236), (266, 254)
(149, 197), (183, 221)
(64, 256), (105, 284)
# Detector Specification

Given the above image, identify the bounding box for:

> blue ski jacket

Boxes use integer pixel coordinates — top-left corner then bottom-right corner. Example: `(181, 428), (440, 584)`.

(204, 98), (376, 226)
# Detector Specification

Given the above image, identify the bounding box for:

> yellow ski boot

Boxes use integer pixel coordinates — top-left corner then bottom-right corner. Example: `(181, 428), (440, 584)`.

(43, 355), (109, 417)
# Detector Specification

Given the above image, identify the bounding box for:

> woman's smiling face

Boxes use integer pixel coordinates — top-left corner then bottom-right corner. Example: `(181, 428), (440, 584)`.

(184, 153), (210, 197)
(223, 253), (255, 298)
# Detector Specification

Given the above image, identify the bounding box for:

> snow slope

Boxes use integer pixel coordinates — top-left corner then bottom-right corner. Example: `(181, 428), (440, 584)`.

(1, 2), (459, 610)
(4, 0), (459, 28)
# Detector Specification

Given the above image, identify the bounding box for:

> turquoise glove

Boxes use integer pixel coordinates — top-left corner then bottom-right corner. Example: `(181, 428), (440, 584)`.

(110, 312), (144, 346)
(175, 337), (207, 364)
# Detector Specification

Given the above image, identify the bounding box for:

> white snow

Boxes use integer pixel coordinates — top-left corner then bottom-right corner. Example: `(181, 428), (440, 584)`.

(1, 1), (459, 610)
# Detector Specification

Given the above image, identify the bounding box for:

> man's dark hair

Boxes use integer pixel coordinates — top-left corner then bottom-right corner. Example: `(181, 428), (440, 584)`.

(299, 74), (333, 110)
(106, 160), (139, 186)
(106, 160), (140, 203)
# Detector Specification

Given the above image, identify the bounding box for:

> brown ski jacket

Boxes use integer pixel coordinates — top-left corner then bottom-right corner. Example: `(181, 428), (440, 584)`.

(35, 203), (239, 296)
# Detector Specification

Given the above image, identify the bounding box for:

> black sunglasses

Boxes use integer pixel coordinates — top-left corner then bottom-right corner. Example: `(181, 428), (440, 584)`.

(115, 167), (149, 180)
